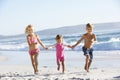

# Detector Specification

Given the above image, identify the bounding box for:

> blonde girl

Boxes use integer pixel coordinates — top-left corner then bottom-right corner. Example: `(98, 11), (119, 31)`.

(25, 24), (47, 74)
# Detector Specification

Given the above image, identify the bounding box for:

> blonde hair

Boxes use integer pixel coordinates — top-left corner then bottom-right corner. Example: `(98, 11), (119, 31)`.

(25, 24), (34, 34)
(86, 23), (94, 28)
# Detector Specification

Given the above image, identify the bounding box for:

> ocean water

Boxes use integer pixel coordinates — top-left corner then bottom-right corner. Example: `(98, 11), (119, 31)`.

(0, 29), (120, 51)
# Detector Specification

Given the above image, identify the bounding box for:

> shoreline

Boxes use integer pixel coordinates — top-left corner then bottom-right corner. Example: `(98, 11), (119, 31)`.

(0, 50), (120, 67)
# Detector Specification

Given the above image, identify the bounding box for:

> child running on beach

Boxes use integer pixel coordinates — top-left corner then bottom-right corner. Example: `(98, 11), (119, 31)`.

(25, 25), (47, 74)
(48, 34), (71, 74)
(72, 23), (97, 72)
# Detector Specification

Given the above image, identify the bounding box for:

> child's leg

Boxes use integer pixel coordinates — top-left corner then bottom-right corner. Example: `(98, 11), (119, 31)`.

(88, 59), (92, 70)
(61, 61), (65, 74)
(85, 54), (90, 72)
(57, 60), (60, 71)
(30, 55), (36, 74)
(88, 49), (93, 71)
(35, 53), (39, 73)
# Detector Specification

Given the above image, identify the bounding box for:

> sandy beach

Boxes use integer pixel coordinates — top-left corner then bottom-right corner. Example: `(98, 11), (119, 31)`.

(0, 51), (120, 80)
(0, 65), (120, 80)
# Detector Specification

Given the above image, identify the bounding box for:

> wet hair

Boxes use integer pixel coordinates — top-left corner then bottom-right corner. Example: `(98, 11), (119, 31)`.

(25, 24), (34, 34)
(86, 23), (94, 28)
(55, 34), (63, 40)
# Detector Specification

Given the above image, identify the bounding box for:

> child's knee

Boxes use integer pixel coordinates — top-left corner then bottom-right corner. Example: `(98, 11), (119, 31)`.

(90, 59), (92, 62)
(61, 61), (64, 65)
(86, 54), (90, 59)
(57, 62), (60, 65)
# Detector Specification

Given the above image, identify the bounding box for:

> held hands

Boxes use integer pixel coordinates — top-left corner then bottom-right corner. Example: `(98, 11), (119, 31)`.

(45, 46), (53, 50)
(45, 47), (48, 50)
(67, 45), (76, 49)
(71, 45), (76, 49)
(67, 45), (72, 48)
(43, 46), (49, 50)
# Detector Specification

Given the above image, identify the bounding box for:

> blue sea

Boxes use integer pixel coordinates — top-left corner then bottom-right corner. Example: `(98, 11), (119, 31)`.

(0, 29), (120, 51)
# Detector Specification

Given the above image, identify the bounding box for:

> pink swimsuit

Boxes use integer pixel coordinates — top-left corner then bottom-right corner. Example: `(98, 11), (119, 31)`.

(30, 36), (38, 44)
(29, 36), (40, 55)
(55, 43), (65, 62)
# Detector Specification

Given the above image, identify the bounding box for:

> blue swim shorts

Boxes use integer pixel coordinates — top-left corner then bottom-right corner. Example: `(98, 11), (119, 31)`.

(82, 46), (93, 59)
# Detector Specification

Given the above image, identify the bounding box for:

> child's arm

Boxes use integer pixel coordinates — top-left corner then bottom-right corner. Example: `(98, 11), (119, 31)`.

(72, 36), (84, 48)
(64, 44), (72, 48)
(27, 36), (31, 46)
(37, 35), (48, 50)
(47, 45), (55, 49)
(93, 34), (97, 43)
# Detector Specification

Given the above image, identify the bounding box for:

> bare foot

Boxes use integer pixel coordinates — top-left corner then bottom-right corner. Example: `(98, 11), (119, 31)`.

(84, 65), (90, 72)
(86, 69), (89, 72)
(34, 70), (39, 75)
(62, 69), (65, 74)
(34, 71), (39, 75)
(36, 69), (39, 72)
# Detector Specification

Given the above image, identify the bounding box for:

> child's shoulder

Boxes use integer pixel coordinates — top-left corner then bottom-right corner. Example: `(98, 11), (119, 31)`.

(83, 33), (96, 36)
(34, 33), (38, 36)
(92, 33), (96, 36)
(34, 34), (39, 38)
(27, 35), (30, 38)
(83, 33), (87, 36)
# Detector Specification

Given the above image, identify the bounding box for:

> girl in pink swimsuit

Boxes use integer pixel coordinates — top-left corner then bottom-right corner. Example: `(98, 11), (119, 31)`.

(48, 34), (71, 73)
(25, 25), (47, 74)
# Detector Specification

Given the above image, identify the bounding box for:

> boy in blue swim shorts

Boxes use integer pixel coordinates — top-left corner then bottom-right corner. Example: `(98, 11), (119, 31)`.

(72, 23), (97, 72)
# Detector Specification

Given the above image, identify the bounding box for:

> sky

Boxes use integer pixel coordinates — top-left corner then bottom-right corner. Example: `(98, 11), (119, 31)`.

(0, 0), (120, 36)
